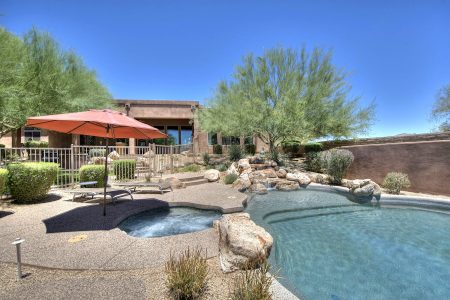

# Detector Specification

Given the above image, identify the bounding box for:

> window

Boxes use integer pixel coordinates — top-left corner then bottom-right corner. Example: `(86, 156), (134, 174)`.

(208, 133), (218, 145)
(180, 127), (192, 145)
(167, 126), (179, 145)
(24, 127), (41, 141)
(222, 136), (240, 145)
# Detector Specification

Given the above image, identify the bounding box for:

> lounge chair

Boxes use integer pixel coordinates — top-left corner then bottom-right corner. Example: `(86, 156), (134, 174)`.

(69, 187), (135, 203)
(114, 181), (173, 194)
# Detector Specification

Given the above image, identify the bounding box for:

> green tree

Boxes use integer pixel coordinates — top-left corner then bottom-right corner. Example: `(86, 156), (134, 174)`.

(197, 47), (374, 153)
(0, 27), (113, 138)
(431, 84), (450, 132)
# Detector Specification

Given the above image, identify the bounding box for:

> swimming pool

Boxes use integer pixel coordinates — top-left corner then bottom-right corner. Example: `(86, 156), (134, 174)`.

(246, 188), (450, 299)
(118, 206), (221, 238)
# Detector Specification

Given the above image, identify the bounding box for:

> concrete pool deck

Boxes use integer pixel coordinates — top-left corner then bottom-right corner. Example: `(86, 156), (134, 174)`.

(0, 182), (247, 270)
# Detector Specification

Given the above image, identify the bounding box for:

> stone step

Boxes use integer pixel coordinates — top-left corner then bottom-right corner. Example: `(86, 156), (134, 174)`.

(178, 175), (205, 182)
(184, 179), (209, 186)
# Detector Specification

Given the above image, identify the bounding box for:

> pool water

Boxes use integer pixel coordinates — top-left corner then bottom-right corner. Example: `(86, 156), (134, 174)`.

(118, 207), (221, 238)
(246, 189), (450, 300)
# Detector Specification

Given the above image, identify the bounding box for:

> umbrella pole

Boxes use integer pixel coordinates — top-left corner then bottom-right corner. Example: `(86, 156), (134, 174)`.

(103, 126), (110, 216)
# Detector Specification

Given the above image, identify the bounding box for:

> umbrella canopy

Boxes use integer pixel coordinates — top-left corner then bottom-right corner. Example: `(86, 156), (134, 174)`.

(27, 109), (166, 139)
(27, 109), (167, 216)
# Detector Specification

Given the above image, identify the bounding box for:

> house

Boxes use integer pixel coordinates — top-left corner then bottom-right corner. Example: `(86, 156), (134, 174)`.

(0, 99), (266, 153)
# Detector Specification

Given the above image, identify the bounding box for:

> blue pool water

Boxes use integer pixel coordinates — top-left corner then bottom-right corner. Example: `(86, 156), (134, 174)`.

(246, 189), (450, 300)
(118, 207), (221, 237)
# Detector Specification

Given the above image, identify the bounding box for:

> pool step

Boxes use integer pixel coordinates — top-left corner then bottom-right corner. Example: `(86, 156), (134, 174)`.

(184, 178), (209, 187)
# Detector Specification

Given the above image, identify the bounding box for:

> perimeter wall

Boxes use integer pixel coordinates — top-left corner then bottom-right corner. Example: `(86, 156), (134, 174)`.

(321, 133), (450, 196)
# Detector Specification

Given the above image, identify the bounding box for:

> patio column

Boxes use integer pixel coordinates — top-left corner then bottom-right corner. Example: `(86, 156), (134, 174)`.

(129, 138), (136, 155)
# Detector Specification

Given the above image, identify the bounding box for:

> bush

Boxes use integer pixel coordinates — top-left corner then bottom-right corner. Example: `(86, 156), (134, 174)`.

(79, 165), (106, 187)
(305, 152), (324, 172)
(165, 248), (209, 300)
(202, 152), (211, 165)
(383, 172), (411, 194)
(228, 145), (242, 161)
(7, 162), (58, 202)
(177, 164), (201, 173)
(113, 159), (136, 180)
(245, 144), (256, 155)
(54, 170), (79, 186)
(0, 169), (8, 195)
(24, 140), (49, 148)
(217, 164), (228, 172)
(281, 140), (301, 157)
(213, 144), (223, 155)
(321, 149), (354, 184)
(224, 173), (238, 184)
(89, 148), (106, 158)
(304, 142), (323, 153)
(230, 262), (272, 300)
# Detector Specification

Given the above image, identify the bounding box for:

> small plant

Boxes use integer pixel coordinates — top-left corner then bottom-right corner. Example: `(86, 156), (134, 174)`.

(113, 159), (136, 180)
(269, 149), (282, 165)
(217, 164), (227, 172)
(230, 262), (273, 300)
(321, 149), (354, 184)
(213, 144), (223, 154)
(228, 145), (242, 161)
(202, 152), (211, 166)
(281, 140), (301, 157)
(165, 248), (209, 300)
(224, 173), (238, 184)
(79, 165), (106, 187)
(0, 169), (8, 195)
(89, 148), (106, 158)
(383, 172), (411, 194)
(245, 144), (256, 155)
(304, 142), (323, 153)
(24, 140), (49, 148)
(55, 170), (79, 186)
(177, 164), (201, 173)
(7, 162), (58, 202)
(305, 152), (324, 172)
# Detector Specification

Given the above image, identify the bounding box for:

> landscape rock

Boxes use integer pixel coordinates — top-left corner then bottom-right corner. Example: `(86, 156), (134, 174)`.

(227, 163), (239, 176)
(218, 213), (273, 272)
(238, 158), (251, 170)
(248, 171), (268, 184)
(159, 177), (186, 189)
(261, 168), (278, 178)
(308, 172), (331, 184)
(275, 180), (299, 191)
(286, 172), (311, 185)
(249, 183), (268, 194)
(276, 168), (287, 178)
(346, 179), (381, 198)
(108, 151), (120, 160)
(248, 156), (265, 164)
(204, 169), (220, 182)
(232, 178), (252, 192)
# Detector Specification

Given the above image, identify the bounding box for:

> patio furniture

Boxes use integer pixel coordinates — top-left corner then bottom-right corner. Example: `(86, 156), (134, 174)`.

(69, 187), (135, 203)
(115, 181), (173, 194)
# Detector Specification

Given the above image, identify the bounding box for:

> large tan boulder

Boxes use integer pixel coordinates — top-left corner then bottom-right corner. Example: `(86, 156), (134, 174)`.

(159, 177), (186, 189)
(345, 179), (381, 198)
(238, 158), (251, 170)
(308, 172), (331, 184)
(275, 180), (299, 191)
(227, 163), (239, 176)
(232, 178), (252, 192)
(276, 168), (287, 178)
(248, 183), (268, 195)
(261, 168), (278, 178)
(218, 213), (273, 273)
(286, 172), (311, 185)
(204, 169), (220, 182)
(248, 171), (268, 184)
(108, 151), (120, 160)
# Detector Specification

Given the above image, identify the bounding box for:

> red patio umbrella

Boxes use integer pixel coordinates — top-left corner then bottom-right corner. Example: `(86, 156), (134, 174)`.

(27, 109), (167, 216)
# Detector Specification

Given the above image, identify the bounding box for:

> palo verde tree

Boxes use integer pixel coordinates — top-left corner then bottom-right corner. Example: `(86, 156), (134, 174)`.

(197, 47), (375, 153)
(431, 84), (450, 132)
(0, 27), (112, 138)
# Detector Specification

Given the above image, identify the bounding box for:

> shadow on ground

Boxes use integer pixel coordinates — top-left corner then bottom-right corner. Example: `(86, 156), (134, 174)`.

(43, 199), (169, 234)
(0, 211), (14, 218)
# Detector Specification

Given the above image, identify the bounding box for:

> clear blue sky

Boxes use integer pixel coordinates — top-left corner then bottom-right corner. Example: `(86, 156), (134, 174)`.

(1, 0), (450, 137)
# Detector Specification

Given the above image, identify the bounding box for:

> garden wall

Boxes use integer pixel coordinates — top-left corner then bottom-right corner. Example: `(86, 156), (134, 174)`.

(340, 139), (450, 196)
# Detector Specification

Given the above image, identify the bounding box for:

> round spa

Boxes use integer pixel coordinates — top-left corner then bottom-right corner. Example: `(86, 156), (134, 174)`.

(246, 188), (450, 300)
(118, 206), (221, 238)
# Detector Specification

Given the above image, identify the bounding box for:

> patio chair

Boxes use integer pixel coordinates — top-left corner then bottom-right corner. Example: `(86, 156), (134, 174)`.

(69, 186), (135, 203)
(114, 181), (173, 194)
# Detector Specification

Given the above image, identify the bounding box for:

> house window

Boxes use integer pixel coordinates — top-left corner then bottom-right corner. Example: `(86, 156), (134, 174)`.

(208, 133), (218, 145)
(24, 127), (41, 141)
(180, 126), (193, 145)
(222, 136), (240, 145)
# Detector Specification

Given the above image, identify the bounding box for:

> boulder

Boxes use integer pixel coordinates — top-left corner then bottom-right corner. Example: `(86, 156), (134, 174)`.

(218, 213), (273, 272)
(227, 163), (239, 176)
(238, 158), (251, 170)
(159, 177), (186, 189)
(346, 179), (381, 198)
(108, 151), (120, 160)
(204, 169), (220, 182)
(286, 172), (311, 185)
(275, 180), (299, 191)
(248, 156), (265, 164)
(143, 150), (155, 158)
(249, 183), (268, 195)
(276, 168), (287, 178)
(261, 168), (278, 178)
(248, 171), (268, 184)
(308, 172), (331, 184)
(91, 156), (111, 165)
(232, 178), (252, 192)
(267, 177), (282, 188)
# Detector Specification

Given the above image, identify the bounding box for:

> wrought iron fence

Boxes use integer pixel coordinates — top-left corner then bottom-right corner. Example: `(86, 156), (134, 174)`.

(0, 144), (194, 188)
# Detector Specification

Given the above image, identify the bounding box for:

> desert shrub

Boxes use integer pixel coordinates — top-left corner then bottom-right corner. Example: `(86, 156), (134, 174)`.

(0, 169), (8, 195)
(269, 149), (282, 165)
(217, 164), (227, 172)
(304, 142), (323, 153)
(245, 144), (256, 155)
(213, 144), (223, 154)
(24, 140), (49, 148)
(305, 152), (324, 172)
(7, 162), (58, 202)
(79, 165), (106, 187)
(202, 152), (211, 166)
(383, 172), (411, 194)
(228, 145), (242, 161)
(224, 173), (238, 185)
(230, 262), (272, 300)
(113, 159), (136, 180)
(89, 148), (106, 158)
(281, 140), (301, 157)
(177, 164), (201, 173)
(321, 149), (354, 184)
(165, 248), (209, 300)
